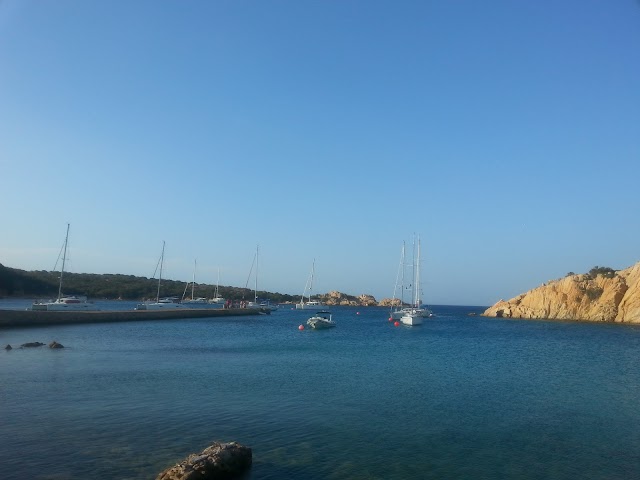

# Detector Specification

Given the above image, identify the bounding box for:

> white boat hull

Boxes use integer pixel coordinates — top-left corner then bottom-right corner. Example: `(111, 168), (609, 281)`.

(390, 308), (432, 320)
(307, 318), (336, 329)
(295, 302), (323, 310)
(306, 310), (335, 329)
(400, 314), (423, 326)
(32, 300), (98, 311)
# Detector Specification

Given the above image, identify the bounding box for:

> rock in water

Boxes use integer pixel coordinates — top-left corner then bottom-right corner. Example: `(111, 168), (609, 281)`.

(49, 341), (64, 349)
(156, 442), (252, 480)
(20, 342), (45, 348)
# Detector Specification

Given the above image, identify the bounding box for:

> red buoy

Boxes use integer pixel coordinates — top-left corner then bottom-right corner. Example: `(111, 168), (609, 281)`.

(394, 321), (400, 327)
(298, 324), (305, 331)
(388, 317), (393, 322)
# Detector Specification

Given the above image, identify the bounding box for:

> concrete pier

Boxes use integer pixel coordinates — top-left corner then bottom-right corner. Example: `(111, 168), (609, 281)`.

(0, 308), (262, 328)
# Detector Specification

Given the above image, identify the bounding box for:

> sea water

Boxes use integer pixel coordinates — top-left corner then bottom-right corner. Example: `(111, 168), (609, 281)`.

(1, 301), (639, 479)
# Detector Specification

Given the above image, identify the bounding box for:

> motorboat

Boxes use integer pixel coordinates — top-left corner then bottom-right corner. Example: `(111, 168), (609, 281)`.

(307, 310), (336, 329)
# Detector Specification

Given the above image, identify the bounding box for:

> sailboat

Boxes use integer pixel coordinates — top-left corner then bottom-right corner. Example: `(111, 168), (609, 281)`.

(296, 259), (323, 309)
(389, 242), (408, 320)
(32, 224), (98, 311)
(399, 235), (432, 326)
(208, 268), (225, 305)
(245, 245), (277, 312)
(182, 259), (208, 305)
(135, 241), (185, 310)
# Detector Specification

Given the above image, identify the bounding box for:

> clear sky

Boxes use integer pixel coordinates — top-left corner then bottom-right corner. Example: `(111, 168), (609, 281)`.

(1, 1), (639, 306)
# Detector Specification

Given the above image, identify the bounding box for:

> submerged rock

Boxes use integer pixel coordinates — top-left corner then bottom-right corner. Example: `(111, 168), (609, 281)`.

(49, 341), (64, 349)
(156, 441), (252, 480)
(20, 342), (45, 348)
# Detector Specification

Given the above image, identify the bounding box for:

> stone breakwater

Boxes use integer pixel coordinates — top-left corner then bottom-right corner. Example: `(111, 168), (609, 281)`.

(483, 261), (640, 323)
(0, 308), (260, 328)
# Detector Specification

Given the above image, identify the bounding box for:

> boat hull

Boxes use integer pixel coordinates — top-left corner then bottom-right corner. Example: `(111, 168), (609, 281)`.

(400, 314), (423, 326)
(390, 308), (432, 320)
(32, 302), (98, 311)
(307, 318), (336, 329)
(296, 302), (323, 310)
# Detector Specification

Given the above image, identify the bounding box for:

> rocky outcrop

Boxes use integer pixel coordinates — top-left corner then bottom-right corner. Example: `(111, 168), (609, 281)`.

(49, 341), (64, 349)
(377, 298), (403, 307)
(156, 442), (252, 480)
(316, 291), (379, 306)
(20, 342), (45, 348)
(484, 262), (640, 323)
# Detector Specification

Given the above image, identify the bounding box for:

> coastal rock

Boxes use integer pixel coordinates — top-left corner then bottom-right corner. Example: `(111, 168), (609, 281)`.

(318, 290), (377, 307)
(357, 294), (378, 306)
(5, 344), (12, 350)
(49, 341), (64, 349)
(156, 441), (252, 480)
(21, 342), (45, 348)
(378, 298), (402, 307)
(483, 262), (640, 323)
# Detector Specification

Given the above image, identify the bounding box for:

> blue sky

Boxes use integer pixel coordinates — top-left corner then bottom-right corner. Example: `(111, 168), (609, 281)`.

(1, 1), (639, 306)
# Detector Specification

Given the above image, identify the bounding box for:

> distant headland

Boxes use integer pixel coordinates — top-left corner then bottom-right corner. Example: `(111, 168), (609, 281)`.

(483, 262), (640, 323)
(0, 263), (402, 307)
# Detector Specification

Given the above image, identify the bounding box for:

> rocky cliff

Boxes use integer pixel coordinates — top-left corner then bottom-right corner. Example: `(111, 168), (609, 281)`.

(483, 262), (640, 323)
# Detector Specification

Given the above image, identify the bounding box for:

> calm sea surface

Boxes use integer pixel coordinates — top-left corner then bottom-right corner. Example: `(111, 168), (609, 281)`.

(1, 300), (639, 479)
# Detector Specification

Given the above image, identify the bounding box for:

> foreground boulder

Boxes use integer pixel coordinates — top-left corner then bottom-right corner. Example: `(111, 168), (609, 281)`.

(156, 442), (252, 480)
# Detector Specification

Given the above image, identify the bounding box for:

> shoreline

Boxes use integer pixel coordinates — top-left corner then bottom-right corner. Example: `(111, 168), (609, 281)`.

(0, 308), (261, 328)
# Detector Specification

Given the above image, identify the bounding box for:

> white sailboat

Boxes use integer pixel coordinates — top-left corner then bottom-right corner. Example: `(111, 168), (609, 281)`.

(32, 224), (98, 311)
(296, 259), (323, 309)
(209, 268), (225, 305)
(182, 259), (208, 305)
(400, 235), (432, 326)
(245, 245), (277, 312)
(135, 242), (185, 310)
(389, 242), (408, 320)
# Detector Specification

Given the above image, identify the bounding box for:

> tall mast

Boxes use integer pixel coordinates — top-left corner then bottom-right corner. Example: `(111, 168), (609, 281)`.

(411, 235), (417, 308)
(309, 259), (315, 303)
(157, 241), (165, 303)
(57, 223), (70, 301)
(191, 259), (196, 299)
(254, 245), (259, 303)
(415, 236), (421, 308)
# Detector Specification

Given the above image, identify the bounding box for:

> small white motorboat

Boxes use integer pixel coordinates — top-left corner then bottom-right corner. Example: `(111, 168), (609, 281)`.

(306, 310), (336, 329)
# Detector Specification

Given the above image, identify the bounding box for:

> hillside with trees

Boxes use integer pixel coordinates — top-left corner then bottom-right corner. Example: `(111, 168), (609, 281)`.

(0, 263), (297, 303)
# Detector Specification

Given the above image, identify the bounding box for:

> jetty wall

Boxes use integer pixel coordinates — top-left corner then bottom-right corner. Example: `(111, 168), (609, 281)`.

(0, 308), (260, 328)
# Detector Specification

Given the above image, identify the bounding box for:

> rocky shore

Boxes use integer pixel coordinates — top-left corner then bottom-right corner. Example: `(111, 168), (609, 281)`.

(483, 261), (640, 323)
(156, 442), (252, 480)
